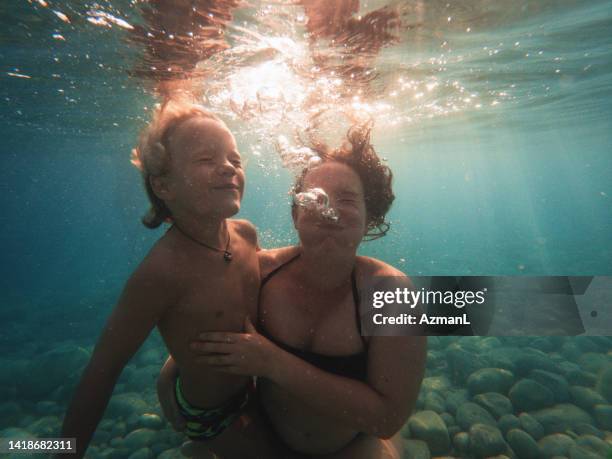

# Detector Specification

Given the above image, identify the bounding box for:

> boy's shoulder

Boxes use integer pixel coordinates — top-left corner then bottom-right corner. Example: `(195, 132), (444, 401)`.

(228, 219), (257, 245)
(131, 237), (181, 288)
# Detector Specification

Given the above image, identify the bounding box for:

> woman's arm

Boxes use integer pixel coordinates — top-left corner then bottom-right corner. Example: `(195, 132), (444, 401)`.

(58, 259), (175, 458)
(195, 316), (426, 439)
(270, 334), (426, 438)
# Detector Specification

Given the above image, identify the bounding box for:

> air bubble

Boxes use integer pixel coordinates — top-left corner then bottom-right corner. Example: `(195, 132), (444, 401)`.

(294, 188), (339, 222)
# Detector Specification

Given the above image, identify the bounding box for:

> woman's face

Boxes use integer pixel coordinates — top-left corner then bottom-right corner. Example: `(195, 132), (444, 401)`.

(293, 161), (367, 254)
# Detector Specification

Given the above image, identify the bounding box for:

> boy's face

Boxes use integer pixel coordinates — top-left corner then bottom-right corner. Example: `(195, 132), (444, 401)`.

(164, 117), (245, 219)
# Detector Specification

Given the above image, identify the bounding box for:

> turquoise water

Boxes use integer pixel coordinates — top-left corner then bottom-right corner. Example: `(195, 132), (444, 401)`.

(1, 1), (611, 458)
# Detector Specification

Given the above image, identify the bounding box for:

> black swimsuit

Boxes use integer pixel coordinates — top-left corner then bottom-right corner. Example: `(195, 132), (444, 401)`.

(258, 254), (368, 381)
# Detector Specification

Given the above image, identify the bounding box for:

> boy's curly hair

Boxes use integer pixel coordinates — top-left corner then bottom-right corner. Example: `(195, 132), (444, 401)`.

(292, 124), (395, 240)
(131, 101), (223, 228)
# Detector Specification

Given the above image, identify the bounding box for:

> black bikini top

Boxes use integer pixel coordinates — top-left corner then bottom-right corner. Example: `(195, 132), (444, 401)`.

(257, 253), (368, 381)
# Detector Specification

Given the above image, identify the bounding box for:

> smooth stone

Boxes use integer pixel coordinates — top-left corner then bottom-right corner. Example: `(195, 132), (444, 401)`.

(588, 336), (612, 349)
(467, 368), (515, 395)
(127, 447), (152, 459)
(402, 439), (431, 459)
(557, 361), (581, 377)
(561, 342), (582, 362)
(20, 345), (90, 399)
(421, 376), (452, 393)
(440, 412), (455, 427)
(126, 412), (143, 431)
(427, 336), (441, 350)
(0, 427), (35, 439)
(447, 348), (487, 384)
(592, 404), (612, 430)
(572, 423), (604, 438)
(538, 434), (575, 458)
(93, 429), (111, 444)
(530, 337), (555, 353)
(139, 413), (163, 430)
(570, 386), (608, 410)
(96, 448), (117, 459)
(475, 337), (503, 352)
(400, 423), (411, 439)
(566, 369), (597, 387)
(445, 389), (469, 415)
(415, 391), (426, 410)
(447, 425), (460, 438)
(456, 402), (497, 430)
(407, 410), (450, 455)
(574, 337), (600, 353)
(529, 369), (570, 403)
(498, 414), (521, 434)
(27, 416), (61, 437)
(506, 428), (539, 459)
(426, 350), (444, 368)
(123, 428), (157, 450)
(578, 353), (611, 374)
(157, 448), (184, 459)
(514, 349), (559, 376)
(100, 419), (115, 431)
(423, 392), (446, 414)
(518, 413), (545, 440)
(468, 423), (507, 457)
(453, 431), (470, 454)
(110, 437), (124, 449)
(596, 364), (612, 402)
(568, 445), (601, 459)
(109, 421), (127, 439)
(151, 443), (172, 457)
(124, 365), (161, 392)
(575, 434), (611, 455)
(509, 379), (555, 411)
(531, 404), (593, 435)
(106, 393), (148, 418)
(484, 347), (520, 373)
(473, 392), (513, 419)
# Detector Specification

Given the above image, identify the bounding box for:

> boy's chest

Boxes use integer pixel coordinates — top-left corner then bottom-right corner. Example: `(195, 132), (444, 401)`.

(178, 272), (257, 321)
(167, 253), (259, 331)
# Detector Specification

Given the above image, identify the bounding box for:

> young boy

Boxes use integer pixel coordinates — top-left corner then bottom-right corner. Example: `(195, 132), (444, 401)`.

(59, 101), (273, 458)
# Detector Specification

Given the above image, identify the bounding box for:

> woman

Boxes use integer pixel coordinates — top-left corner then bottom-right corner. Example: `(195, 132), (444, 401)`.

(159, 125), (427, 458)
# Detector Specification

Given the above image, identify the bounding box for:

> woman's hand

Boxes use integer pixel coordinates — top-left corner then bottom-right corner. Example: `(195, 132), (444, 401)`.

(191, 316), (280, 378)
(157, 355), (186, 432)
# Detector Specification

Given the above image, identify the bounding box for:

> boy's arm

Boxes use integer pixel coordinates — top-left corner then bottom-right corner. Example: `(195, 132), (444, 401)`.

(58, 260), (175, 458)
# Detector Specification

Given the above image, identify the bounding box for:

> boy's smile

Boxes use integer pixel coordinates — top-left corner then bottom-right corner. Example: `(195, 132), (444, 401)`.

(163, 116), (245, 219)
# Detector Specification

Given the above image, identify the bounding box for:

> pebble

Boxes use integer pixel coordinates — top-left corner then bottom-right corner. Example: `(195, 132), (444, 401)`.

(456, 402), (497, 430)
(468, 423), (507, 457)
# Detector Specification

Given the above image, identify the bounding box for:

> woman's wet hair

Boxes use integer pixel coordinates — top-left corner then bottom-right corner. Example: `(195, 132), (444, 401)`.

(131, 101), (224, 228)
(292, 124), (395, 240)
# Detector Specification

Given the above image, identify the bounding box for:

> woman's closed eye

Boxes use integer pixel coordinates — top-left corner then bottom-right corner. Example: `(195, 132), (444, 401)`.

(338, 198), (357, 206)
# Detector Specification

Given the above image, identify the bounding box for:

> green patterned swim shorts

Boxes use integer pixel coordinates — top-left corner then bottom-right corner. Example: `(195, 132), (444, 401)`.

(174, 376), (253, 440)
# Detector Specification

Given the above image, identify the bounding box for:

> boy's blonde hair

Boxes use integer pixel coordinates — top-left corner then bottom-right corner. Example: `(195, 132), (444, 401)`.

(131, 100), (224, 228)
